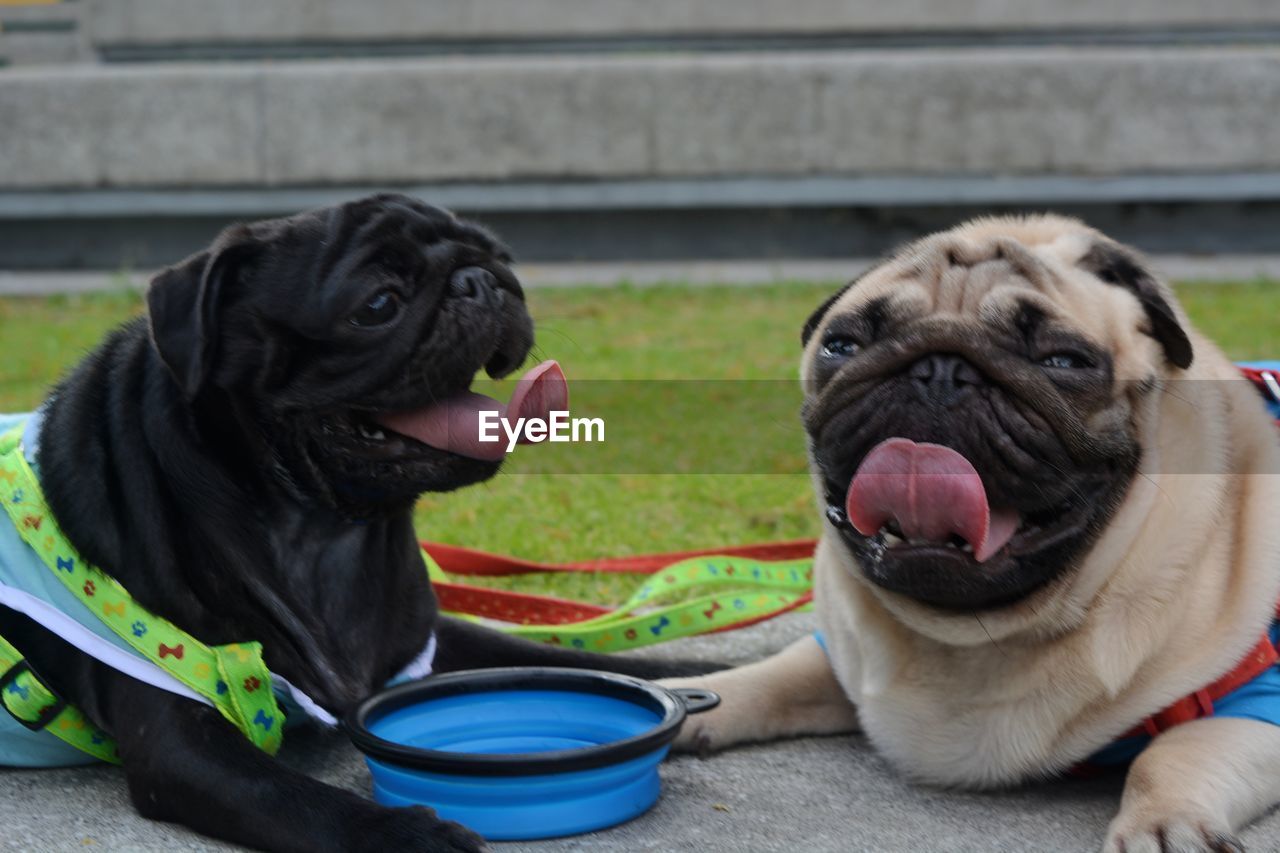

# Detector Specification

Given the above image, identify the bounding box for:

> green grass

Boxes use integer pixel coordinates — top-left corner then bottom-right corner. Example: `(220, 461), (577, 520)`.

(3, 279), (1278, 605)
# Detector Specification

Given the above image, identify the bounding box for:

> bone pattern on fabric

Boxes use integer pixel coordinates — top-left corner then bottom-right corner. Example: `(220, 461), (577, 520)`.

(0, 415), (446, 764)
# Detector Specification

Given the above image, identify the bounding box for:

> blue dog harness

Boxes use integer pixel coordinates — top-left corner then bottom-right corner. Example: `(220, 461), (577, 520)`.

(0, 413), (98, 765)
(814, 617), (1280, 771)
(1086, 619), (1280, 766)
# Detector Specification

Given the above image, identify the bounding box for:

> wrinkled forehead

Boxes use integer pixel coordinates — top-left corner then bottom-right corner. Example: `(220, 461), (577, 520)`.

(260, 197), (501, 261)
(246, 196), (509, 297)
(199, 198), (519, 346)
(811, 220), (1151, 368)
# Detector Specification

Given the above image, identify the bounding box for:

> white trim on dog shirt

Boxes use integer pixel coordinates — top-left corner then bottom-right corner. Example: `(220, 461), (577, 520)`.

(0, 410), (439, 748)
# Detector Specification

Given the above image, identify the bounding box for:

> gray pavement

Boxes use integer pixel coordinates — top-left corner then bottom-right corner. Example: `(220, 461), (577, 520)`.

(4, 611), (1279, 852)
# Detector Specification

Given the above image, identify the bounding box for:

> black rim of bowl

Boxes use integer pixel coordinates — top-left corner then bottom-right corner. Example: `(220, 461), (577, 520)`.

(345, 667), (689, 777)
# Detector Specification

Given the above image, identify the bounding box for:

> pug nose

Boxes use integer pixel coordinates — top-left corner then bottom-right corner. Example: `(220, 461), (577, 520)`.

(448, 266), (502, 305)
(910, 353), (984, 406)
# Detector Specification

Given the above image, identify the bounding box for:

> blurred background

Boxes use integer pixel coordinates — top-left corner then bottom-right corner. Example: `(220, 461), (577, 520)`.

(3, 0), (1280, 276)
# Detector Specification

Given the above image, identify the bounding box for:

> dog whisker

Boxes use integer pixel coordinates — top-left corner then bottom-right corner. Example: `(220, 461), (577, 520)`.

(973, 614), (1008, 658)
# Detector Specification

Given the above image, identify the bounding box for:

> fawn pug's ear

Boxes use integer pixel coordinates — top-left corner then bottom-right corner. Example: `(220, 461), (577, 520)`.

(802, 280), (861, 347)
(147, 225), (258, 398)
(1077, 242), (1193, 370)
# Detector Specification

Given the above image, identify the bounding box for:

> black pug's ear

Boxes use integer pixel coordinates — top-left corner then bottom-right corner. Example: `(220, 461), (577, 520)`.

(147, 226), (256, 398)
(801, 281), (856, 347)
(1077, 242), (1194, 370)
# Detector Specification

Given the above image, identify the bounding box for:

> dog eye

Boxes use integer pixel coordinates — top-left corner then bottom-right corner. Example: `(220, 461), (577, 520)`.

(1038, 352), (1090, 370)
(821, 336), (860, 359)
(349, 291), (401, 327)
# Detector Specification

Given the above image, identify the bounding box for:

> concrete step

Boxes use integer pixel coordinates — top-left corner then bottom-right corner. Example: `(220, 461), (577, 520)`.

(88, 0), (1280, 58)
(0, 1), (90, 66)
(4, 46), (1279, 190)
(4, 44), (1280, 266)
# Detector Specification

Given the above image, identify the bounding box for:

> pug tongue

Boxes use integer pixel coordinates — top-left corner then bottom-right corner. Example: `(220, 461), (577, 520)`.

(845, 438), (1020, 563)
(375, 360), (568, 461)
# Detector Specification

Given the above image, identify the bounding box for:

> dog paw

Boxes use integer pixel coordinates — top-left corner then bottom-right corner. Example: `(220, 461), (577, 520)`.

(671, 719), (718, 756)
(1103, 809), (1244, 853)
(419, 817), (491, 853)
(352, 806), (489, 853)
(661, 677), (724, 756)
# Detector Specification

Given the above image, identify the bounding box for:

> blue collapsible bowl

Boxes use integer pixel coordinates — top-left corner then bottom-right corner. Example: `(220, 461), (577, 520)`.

(345, 667), (719, 841)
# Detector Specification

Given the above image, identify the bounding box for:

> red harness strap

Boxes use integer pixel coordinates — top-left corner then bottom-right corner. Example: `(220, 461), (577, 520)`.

(1124, 603), (1280, 738)
(1124, 368), (1280, 737)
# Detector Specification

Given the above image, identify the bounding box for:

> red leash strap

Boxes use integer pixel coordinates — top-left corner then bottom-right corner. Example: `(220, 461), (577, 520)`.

(421, 539), (819, 626)
(431, 582), (613, 625)
(420, 539), (819, 577)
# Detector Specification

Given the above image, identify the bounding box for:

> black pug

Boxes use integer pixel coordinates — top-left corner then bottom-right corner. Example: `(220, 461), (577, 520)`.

(0, 194), (709, 851)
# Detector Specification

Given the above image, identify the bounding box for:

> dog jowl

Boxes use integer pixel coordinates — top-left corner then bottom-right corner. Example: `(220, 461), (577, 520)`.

(145, 192), (566, 515)
(799, 242), (1159, 612)
(0, 194), (703, 853)
(799, 221), (1202, 616)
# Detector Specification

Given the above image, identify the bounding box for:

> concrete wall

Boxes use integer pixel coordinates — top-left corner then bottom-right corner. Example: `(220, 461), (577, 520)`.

(7, 2), (1280, 266)
(90, 0), (1280, 45)
(4, 47), (1280, 191)
(0, 2), (91, 66)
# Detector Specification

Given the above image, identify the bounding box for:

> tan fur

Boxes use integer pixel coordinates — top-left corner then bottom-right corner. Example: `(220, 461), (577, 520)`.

(666, 215), (1280, 850)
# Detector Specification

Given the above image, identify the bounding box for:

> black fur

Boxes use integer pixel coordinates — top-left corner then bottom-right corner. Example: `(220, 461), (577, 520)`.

(0, 194), (712, 852)
(1077, 242), (1194, 370)
(801, 281), (856, 347)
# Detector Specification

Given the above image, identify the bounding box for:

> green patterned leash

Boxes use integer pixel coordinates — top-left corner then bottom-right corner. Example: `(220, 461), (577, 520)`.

(424, 549), (814, 653)
(0, 633), (118, 762)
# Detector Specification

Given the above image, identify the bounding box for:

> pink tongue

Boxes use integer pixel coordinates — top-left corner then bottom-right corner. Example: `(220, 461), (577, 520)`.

(845, 438), (1019, 563)
(375, 360), (568, 461)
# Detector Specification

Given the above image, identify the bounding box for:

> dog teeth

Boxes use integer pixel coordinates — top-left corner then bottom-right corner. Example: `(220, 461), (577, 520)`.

(357, 423), (387, 441)
(876, 528), (975, 553)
